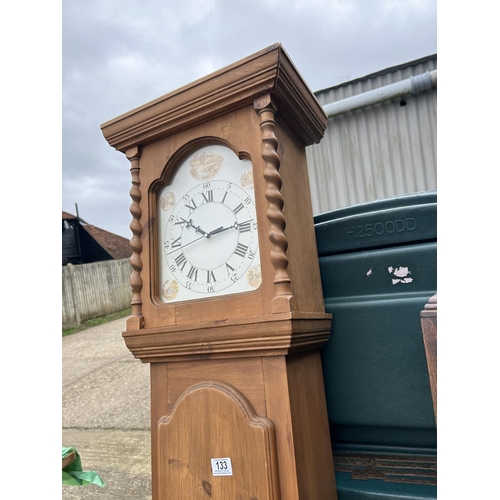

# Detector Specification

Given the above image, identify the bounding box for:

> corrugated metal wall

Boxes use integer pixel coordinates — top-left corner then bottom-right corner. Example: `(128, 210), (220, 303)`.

(306, 55), (437, 215)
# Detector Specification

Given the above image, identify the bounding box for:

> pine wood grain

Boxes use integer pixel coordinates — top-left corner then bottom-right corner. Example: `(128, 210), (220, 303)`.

(286, 351), (337, 498)
(157, 382), (280, 500)
(421, 294), (437, 423)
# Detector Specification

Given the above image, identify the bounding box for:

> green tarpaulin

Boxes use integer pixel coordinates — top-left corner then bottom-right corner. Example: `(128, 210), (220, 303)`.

(62, 447), (105, 487)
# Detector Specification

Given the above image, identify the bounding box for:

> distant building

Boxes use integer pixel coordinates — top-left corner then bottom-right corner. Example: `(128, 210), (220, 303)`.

(62, 211), (131, 266)
(306, 54), (437, 215)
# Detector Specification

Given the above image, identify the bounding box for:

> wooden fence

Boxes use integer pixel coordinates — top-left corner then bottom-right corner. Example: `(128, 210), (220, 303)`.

(62, 258), (132, 328)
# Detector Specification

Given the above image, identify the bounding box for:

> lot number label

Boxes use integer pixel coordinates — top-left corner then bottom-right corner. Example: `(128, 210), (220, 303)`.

(211, 457), (233, 476)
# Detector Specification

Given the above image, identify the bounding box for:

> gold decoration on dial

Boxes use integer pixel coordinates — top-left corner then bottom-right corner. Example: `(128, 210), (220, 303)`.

(162, 280), (179, 301)
(240, 171), (254, 189)
(160, 192), (176, 211)
(189, 152), (223, 181)
(246, 265), (262, 288)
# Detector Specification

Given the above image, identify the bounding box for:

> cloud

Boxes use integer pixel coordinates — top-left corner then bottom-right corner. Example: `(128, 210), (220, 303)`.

(62, 0), (437, 238)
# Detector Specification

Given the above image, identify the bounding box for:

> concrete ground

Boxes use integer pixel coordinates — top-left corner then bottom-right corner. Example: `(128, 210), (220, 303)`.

(62, 317), (152, 499)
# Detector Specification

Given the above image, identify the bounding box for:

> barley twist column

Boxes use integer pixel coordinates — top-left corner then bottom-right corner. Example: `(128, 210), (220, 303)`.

(126, 146), (144, 329)
(254, 94), (295, 313)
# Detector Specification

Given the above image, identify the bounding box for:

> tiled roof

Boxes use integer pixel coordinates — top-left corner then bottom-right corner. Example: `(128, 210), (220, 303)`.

(63, 211), (89, 224)
(63, 211), (131, 260)
(83, 225), (131, 260)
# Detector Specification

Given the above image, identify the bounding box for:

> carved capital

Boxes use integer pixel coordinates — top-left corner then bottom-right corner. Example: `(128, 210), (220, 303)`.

(253, 94), (277, 113)
(125, 146), (141, 161)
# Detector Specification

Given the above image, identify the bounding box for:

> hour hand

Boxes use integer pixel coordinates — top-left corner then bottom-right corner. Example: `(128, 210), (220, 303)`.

(180, 217), (194, 228)
(208, 225), (232, 237)
(210, 219), (253, 236)
(194, 225), (210, 237)
(180, 218), (210, 237)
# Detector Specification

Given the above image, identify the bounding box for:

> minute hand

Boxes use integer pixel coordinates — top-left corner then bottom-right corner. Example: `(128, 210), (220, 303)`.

(166, 235), (206, 255)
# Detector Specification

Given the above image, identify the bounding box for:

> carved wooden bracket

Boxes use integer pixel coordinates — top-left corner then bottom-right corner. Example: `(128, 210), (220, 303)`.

(126, 146), (144, 330)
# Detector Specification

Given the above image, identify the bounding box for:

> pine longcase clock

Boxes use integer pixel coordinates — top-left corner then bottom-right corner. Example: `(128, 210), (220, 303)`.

(101, 43), (337, 500)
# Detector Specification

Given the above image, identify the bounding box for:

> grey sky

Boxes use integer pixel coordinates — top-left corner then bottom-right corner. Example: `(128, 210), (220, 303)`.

(62, 0), (437, 238)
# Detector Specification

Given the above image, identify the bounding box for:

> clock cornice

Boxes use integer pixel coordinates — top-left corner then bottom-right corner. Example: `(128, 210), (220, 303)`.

(101, 43), (327, 152)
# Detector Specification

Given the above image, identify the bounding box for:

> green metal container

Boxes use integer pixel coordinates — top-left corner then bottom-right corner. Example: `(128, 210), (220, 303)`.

(315, 192), (437, 499)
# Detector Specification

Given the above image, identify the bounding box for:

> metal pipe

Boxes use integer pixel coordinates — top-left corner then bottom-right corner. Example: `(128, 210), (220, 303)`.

(323, 70), (437, 118)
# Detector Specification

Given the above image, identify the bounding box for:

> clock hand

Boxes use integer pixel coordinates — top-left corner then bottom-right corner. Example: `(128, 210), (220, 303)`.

(208, 225), (230, 236)
(180, 217), (199, 230)
(180, 217), (210, 238)
(166, 235), (206, 255)
(194, 225), (210, 237)
(209, 219), (253, 236)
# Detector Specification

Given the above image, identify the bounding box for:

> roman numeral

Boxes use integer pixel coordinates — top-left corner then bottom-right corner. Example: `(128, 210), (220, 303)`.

(175, 253), (187, 270)
(234, 243), (248, 258)
(185, 200), (197, 213)
(233, 203), (244, 214)
(171, 236), (181, 248)
(238, 221), (252, 233)
(201, 190), (213, 204)
(225, 263), (235, 274)
(187, 266), (198, 281)
(207, 270), (216, 283)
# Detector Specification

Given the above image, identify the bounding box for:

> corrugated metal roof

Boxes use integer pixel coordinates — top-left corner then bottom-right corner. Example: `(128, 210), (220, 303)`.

(314, 54), (437, 95)
(306, 55), (437, 215)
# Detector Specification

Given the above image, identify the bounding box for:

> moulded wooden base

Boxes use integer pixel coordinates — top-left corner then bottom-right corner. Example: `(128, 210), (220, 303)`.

(151, 350), (337, 500)
(123, 312), (332, 363)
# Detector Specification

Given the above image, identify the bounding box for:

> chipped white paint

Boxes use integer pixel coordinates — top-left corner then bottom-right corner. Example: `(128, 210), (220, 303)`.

(388, 265), (413, 284)
(392, 277), (413, 284)
(393, 266), (410, 278)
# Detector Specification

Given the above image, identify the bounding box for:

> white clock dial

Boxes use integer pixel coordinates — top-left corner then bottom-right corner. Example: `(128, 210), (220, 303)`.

(157, 145), (261, 303)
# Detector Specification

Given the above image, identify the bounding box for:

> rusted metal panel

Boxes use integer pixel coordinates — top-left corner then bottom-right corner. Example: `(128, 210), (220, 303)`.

(306, 55), (437, 215)
(333, 451), (437, 485)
